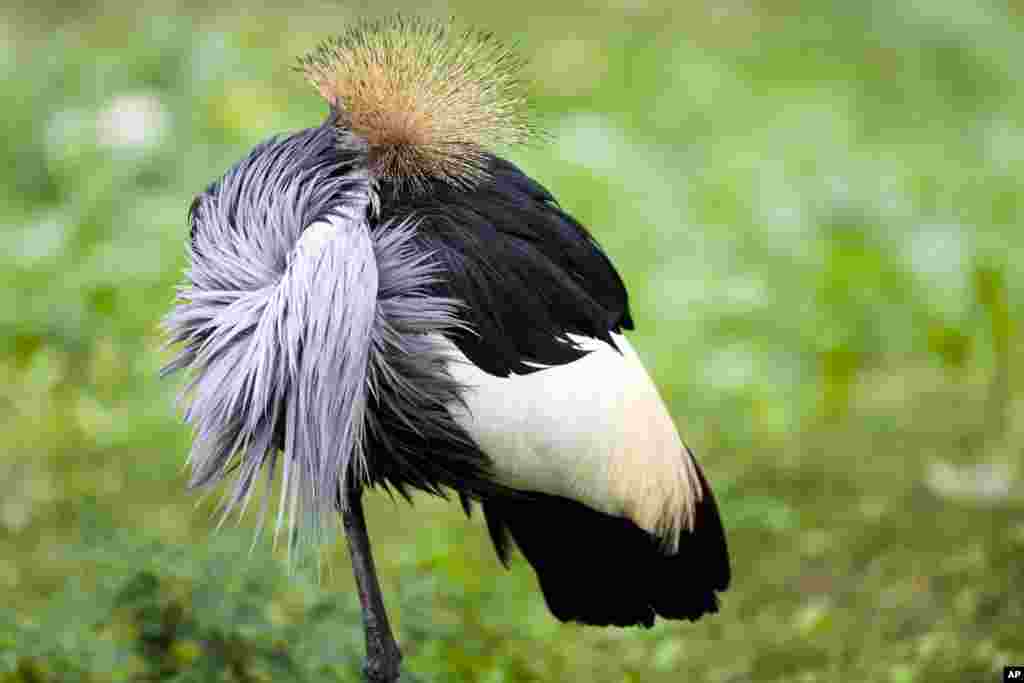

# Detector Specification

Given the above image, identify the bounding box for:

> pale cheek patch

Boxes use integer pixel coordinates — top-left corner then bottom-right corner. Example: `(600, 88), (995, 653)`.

(445, 333), (702, 552)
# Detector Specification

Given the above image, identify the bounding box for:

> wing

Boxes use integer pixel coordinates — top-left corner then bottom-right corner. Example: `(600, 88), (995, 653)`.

(380, 156), (633, 376)
(379, 156), (729, 627)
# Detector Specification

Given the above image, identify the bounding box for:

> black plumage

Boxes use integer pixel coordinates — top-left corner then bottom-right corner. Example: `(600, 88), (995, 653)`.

(380, 156), (632, 376)
(377, 155), (730, 628)
(164, 17), (732, 683)
(480, 470), (729, 627)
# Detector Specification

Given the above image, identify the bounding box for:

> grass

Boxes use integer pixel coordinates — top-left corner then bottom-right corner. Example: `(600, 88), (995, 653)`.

(1, 1), (1022, 681)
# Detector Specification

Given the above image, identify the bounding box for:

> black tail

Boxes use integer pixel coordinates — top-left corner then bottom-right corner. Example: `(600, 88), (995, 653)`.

(478, 466), (730, 628)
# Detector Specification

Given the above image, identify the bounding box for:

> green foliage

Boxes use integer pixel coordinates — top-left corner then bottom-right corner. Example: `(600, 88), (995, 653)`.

(1, 1), (1023, 681)
(1, 508), (363, 682)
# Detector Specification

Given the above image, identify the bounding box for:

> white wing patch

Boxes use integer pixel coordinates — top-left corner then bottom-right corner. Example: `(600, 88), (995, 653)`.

(443, 333), (701, 552)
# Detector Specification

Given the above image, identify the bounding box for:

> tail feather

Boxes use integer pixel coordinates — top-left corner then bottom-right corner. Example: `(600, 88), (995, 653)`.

(481, 457), (729, 627)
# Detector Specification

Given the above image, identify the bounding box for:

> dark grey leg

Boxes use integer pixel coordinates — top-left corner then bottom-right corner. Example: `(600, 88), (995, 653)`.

(342, 487), (403, 683)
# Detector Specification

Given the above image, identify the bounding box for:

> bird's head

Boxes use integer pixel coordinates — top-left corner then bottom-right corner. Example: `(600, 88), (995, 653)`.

(163, 16), (537, 548)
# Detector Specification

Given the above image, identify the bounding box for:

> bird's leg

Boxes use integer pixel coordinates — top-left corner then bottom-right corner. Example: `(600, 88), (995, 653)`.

(342, 486), (403, 683)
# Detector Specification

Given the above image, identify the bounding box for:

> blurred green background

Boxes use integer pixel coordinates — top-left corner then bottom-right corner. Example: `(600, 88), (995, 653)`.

(2, 1), (1023, 681)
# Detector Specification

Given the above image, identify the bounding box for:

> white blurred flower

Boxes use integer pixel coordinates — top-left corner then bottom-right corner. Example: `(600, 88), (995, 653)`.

(904, 223), (968, 318)
(96, 92), (170, 150)
(12, 212), (68, 264)
(984, 116), (1024, 171)
(905, 223), (965, 281)
(926, 460), (1015, 503)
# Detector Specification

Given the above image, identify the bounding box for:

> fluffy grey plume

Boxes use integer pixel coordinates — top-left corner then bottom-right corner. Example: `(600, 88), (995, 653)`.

(162, 125), (496, 555)
(163, 127), (379, 552)
(362, 218), (499, 501)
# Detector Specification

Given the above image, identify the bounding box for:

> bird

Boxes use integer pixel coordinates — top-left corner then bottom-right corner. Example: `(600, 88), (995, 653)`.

(162, 16), (730, 683)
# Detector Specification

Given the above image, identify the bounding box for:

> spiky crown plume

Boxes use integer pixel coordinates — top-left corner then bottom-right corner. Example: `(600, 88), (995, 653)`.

(298, 16), (533, 192)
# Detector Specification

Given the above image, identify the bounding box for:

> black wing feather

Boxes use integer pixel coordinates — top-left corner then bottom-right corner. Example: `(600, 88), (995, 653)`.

(377, 155), (729, 628)
(380, 155), (632, 376)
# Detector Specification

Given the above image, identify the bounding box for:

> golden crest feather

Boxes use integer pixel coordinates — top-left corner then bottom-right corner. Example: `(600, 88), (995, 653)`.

(299, 17), (534, 191)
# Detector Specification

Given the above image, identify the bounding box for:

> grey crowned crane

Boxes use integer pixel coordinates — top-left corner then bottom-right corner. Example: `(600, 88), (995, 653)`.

(162, 17), (730, 683)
